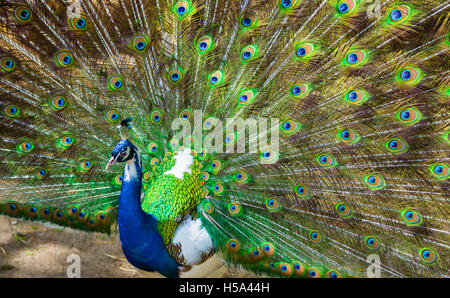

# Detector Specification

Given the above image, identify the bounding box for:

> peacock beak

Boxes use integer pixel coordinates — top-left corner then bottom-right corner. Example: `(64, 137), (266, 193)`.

(105, 157), (117, 170)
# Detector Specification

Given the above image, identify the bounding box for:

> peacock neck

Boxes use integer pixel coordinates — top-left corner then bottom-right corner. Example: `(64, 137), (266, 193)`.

(118, 152), (144, 233)
(117, 151), (180, 277)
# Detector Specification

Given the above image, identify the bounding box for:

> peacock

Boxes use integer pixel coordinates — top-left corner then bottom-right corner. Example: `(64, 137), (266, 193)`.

(0, 0), (448, 278)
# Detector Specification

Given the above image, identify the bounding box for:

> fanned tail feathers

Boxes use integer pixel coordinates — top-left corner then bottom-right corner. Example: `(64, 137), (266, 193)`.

(0, 0), (449, 277)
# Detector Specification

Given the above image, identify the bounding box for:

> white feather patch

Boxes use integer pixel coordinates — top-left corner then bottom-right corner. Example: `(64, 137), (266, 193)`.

(172, 216), (213, 266)
(124, 156), (138, 182)
(164, 148), (193, 180)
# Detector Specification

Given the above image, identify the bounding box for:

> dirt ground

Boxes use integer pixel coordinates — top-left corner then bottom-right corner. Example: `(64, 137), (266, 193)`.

(0, 215), (256, 278)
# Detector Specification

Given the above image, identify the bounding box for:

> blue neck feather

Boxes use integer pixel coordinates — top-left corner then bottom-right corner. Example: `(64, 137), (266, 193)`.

(118, 152), (180, 277)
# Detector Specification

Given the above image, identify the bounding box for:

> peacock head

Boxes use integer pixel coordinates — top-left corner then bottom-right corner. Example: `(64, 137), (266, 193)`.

(105, 139), (138, 170)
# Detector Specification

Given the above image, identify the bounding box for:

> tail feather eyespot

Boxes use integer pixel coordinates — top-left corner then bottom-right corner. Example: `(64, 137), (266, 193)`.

(168, 67), (183, 84)
(388, 5), (412, 25)
(226, 239), (241, 253)
(237, 89), (257, 105)
(55, 50), (74, 67)
(107, 75), (124, 91)
(316, 153), (337, 168)
(338, 128), (360, 144)
(173, 0), (193, 19)
(69, 14), (88, 31)
(128, 33), (150, 53)
(3, 104), (20, 118)
(308, 230), (323, 244)
(203, 200), (214, 214)
(207, 70), (224, 87)
(294, 42), (316, 60)
(17, 141), (34, 154)
(335, 203), (353, 218)
(385, 137), (409, 154)
(344, 49), (368, 67)
(234, 170), (250, 184)
(196, 35), (213, 54)
(295, 184), (311, 199)
(364, 174), (386, 190)
(277, 262), (293, 276)
(429, 162), (449, 180)
(364, 236), (382, 251)
(290, 82), (311, 98)
(105, 109), (120, 123)
(396, 107), (422, 125)
(419, 248), (439, 265)
(240, 13), (257, 30)
(396, 66), (422, 86)
(227, 202), (242, 216)
(149, 109), (164, 124)
(336, 0), (358, 16)
(13, 6), (32, 23)
(0, 57), (16, 73)
(240, 45), (258, 62)
(281, 119), (302, 135)
(400, 209), (423, 226)
(265, 198), (282, 212)
(326, 270), (342, 278)
(50, 95), (68, 111)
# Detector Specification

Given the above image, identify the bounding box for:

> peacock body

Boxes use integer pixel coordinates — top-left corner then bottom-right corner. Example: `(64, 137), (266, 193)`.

(0, 0), (449, 278)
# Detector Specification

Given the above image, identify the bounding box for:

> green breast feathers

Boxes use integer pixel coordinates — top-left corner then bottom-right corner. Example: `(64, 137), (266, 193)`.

(141, 148), (205, 245)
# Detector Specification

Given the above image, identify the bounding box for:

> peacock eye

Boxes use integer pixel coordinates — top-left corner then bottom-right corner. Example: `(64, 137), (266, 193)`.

(120, 151), (127, 157)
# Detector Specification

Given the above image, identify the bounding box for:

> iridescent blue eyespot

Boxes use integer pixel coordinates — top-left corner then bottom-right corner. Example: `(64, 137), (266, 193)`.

(339, 3), (349, 13)
(5, 59), (13, 68)
(390, 9), (402, 21)
(281, 0), (292, 8)
(242, 18), (251, 26)
(389, 140), (398, 149)
(401, 69), (411, 80)
(400, 110), (410, 120)
(341, 130), (350, 139)
(296, 47), (306, 57)
(76, 19), (86, 28)
(177, 6), (186, 15)
(292, 86), (301, 95)
(348, 91), (357, 101)
(434, 165), (443, 174)
(347, 53), (358, 64)
(283, 122), (291, 130)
